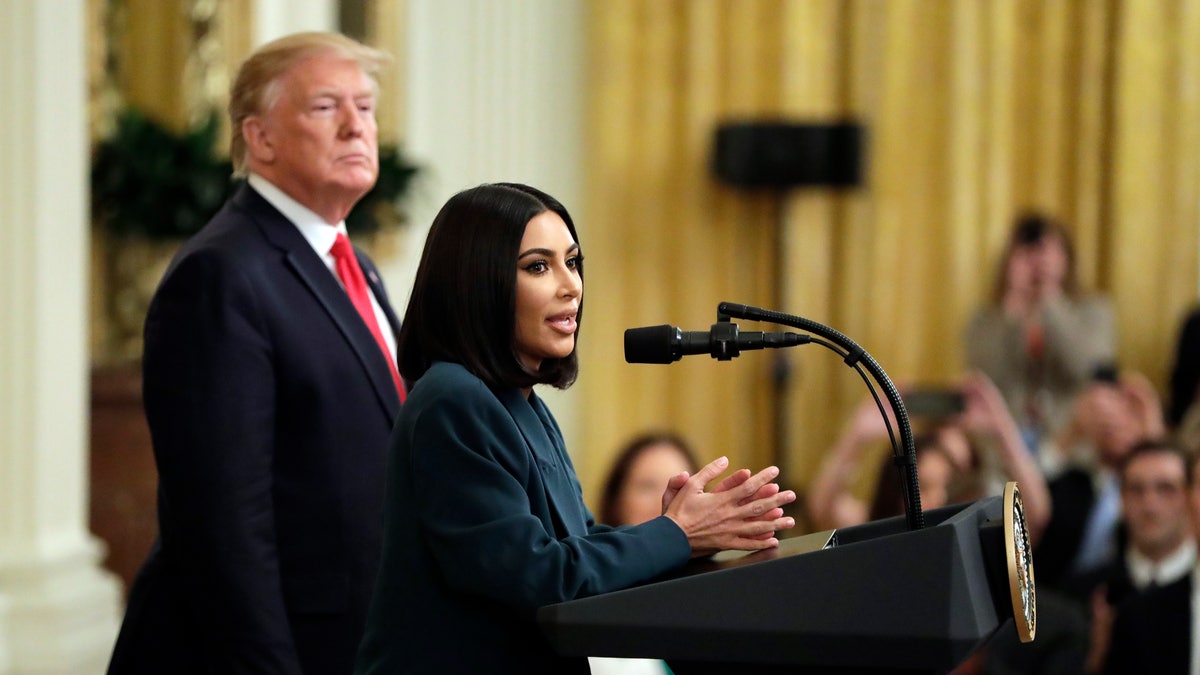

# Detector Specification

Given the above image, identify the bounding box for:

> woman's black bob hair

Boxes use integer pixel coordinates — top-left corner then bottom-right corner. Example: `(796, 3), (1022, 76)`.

(396, 182), (582, 390)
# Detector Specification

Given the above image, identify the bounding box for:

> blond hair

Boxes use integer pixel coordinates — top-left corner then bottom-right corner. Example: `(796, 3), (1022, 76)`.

(228, 32), (391, 176)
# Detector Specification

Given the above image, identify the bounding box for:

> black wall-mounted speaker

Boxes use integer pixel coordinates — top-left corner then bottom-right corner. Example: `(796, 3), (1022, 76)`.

(712, 121), (864, 188)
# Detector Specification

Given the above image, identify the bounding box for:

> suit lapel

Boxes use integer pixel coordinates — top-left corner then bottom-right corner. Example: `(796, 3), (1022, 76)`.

(360, 254), (402, 338)
(234, 186), (401, 421)
(496, 388), (587, 538)
(359, 254), (408, 393)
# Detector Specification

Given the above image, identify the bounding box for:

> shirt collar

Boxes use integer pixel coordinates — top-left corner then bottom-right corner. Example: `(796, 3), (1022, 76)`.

(248, 173), (347, 257)
(1128, 538), (1198, 588)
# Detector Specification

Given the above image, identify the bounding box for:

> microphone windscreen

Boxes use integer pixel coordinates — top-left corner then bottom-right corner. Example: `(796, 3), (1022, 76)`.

(624, 325), (678, 364)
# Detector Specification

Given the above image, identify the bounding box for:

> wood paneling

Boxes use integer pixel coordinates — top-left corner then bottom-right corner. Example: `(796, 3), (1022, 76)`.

(90, 364), (157, 596)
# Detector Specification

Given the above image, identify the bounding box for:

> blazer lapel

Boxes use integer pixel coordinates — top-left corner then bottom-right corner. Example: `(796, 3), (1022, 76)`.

(496, 388), (587, 538)
(235, 186), (401, 421)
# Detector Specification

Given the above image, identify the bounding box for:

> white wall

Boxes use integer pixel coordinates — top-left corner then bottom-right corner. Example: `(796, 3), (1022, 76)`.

(254, 0), (338, 44)
(0, 2), (124, 673)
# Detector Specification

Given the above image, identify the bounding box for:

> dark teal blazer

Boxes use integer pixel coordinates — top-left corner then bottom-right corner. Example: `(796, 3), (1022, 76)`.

(356, 362), (691, 674)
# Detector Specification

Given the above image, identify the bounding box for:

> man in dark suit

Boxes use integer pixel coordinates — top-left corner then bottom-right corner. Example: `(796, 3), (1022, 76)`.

(1103, 572), (1190, 674)
(1103, 444), (1200, 674)
(1068, 440), (1195, 673)
(107, 32), (404, 675)
(1034, 373), (1165, 588)
(1059, 440), (1196, 605)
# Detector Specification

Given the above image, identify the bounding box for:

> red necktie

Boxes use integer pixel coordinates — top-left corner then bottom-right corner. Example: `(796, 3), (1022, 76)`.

(330, 233), (406, 402)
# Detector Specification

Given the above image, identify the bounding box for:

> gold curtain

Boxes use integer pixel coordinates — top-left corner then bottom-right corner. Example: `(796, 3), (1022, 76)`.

(94, 0), (255, 132)
(579, 0), (786, 507)
(579, 0), (1200, 518)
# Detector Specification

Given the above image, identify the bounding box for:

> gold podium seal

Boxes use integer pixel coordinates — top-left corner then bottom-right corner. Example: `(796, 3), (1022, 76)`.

(1004, 481), (1037, 642)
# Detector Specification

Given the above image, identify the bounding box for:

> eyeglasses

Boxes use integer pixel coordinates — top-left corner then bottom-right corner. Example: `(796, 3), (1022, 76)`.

(1121, 481), (1185, 498)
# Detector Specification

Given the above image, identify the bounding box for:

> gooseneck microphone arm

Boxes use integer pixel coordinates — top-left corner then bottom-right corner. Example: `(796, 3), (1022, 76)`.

(717, 302), (924, 531)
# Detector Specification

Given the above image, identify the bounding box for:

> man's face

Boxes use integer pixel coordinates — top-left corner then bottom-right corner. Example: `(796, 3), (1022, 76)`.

(1122, 451), (1189, 558)
(247, 53), (379, 222)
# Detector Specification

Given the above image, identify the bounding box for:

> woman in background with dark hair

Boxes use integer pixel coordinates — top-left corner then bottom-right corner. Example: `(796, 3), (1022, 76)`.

(355, 183), (796, 675)
(591, 432), (701, 675)
(806, 372), (1050, 541)
(598, 432), (700, 527)
(965, 212), (1115, 459)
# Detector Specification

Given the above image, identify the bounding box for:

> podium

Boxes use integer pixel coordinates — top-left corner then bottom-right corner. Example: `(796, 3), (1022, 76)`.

(538, 494), (1034, 674)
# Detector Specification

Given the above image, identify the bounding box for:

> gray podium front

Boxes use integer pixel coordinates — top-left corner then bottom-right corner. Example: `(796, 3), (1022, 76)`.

(538, 496), (1033, 674)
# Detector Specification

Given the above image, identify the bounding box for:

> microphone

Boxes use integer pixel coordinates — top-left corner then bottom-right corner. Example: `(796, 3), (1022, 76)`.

(625, 322), (808, 363)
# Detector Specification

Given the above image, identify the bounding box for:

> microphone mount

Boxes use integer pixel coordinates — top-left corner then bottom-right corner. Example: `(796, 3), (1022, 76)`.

(715, 302), (923, 530)
(709, 320), (741, 360)
(624, 322), (809, 364)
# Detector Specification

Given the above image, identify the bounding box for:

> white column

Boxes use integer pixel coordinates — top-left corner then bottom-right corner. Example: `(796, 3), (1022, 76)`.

(394, 0), (586, 451)
(0, 2), (124, 674)
(254, 0), (338, 45)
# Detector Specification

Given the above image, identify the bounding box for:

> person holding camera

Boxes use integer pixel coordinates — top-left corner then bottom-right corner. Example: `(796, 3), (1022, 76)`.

(1034, 369), (1166, 588)
(965, 213), (1116, 454)
(805, 372), (1049, 541)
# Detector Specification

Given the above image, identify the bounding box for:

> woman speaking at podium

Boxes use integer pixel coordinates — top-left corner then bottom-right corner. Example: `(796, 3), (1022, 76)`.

(354, 183), (796, 674)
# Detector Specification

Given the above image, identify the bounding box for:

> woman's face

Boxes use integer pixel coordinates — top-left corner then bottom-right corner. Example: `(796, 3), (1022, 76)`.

(514, 211), (582, 372)
(1034, 233), (1068, 288)
(1005, 245), (1038, 293)
(1008, 234), (1068, 292)
(917, 450), (955, 510)
(616, 443), (695, 525)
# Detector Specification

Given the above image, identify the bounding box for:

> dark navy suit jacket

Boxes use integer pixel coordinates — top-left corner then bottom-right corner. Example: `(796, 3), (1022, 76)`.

(1104, 572), (1192, 674)
(107, 184), (402, 675)
(355, 362), (692, 674)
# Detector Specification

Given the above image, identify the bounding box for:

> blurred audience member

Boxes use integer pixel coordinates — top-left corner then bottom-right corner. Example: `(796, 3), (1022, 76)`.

(1102, 444), (1200, 675)
(806, 372), (1050, 541)
(808, 374), (1066, 674)
(590, 432), (700, 675)
(1071, 440), (1196, 674)
(1035, 371), (1166, 589)
(965, 212), (1115, 452)
(1169, 306), (1200, 451)
(598, 432), (700, 527)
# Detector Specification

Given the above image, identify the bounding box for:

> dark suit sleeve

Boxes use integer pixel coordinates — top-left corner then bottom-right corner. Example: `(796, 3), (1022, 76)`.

(407, 378), (691, 613)
(143, 249), (302, 673)
(1104, 594), (1157, 675)
(1033, 469), (1094, 589)
(1104, 596), (1136, 675)
(1169, 308), (1200, 426)
(1103, 579), (1191, 675)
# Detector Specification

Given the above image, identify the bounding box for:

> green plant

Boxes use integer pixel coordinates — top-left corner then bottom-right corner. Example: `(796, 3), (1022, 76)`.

(92, 108), (234, 238)
(91, 107), (419, 238)
(348, 144), (421, 234)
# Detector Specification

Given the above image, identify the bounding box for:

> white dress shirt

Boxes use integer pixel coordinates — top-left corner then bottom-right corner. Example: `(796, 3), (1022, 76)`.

(1127, 539), (1197, 590)
(588, 657), (670, 675)
(247, 173), (397, 360)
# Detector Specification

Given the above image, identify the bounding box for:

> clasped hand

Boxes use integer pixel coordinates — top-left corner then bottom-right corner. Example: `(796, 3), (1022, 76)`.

(661, 456), (797, 558)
